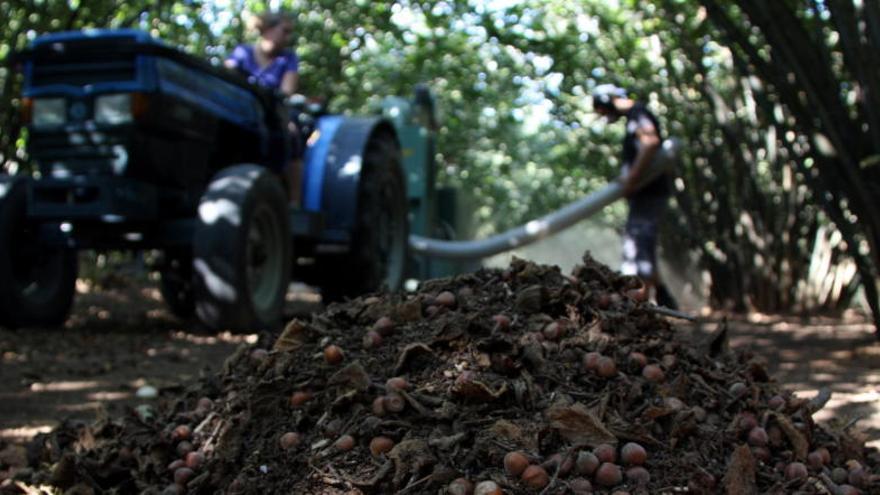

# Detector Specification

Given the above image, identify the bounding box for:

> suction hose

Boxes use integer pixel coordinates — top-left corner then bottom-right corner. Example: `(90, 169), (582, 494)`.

(408, 138), (681, 260)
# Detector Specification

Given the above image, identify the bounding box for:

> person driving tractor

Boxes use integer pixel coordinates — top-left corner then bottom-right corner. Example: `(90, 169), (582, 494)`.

(225, 11), (303, 205)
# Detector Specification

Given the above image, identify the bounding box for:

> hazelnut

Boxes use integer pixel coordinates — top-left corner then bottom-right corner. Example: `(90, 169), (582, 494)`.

(642, 364), (665, 382)
(362, 330), (383, 349)
(373, 316), (395, 336)
(173, 467), (194, 486)
(569, 478), (593, 495)
(385, 377), (409, 392)
(628, 352), (648, 368)
(575, 451), (600, 475)
(434, 291), (456, 307)
(383, 394), (405, 413)
(289, 391), (312, 408)
(503, 451), (529, 477)
(583, 352), (602, 372)
(185, 452), (204, 470)
(785, 462), (808, 481)
(521, 465), (550, 489)
(620, 442), (647, 466)
(323, 345), (344, 365)
(747, 427), (768, 447)
(369, 436), (394, 457)
(448, 478), (474, 495)
(474, 480), (503, 495)
(593, 444), (617, 464)
(596, 356), (617, 378)
(626, 466), (650, 485)
(334, 434), (355, 452)
(279, 432), (301, 450)
(595, 462), (623, 487)
(492, 314), (511, 330)
(172, 425), (192, 442)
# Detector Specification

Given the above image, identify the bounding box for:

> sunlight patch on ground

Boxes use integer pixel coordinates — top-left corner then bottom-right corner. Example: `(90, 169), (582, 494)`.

(29, 380), (103, 392)
(2, 351), (26, 364)
(143, 287), (163, 301)
(56, 402), (103, 413)
(75, 279), (91, 294)
(0, 425), (54, 442)
(286, 288), (321, 303)
(170, 331), (257, 345)
(285, 282), (321, 303)
(791, 388), (880, 449)
(86, 391), (131, 401)
(810, 372), (838, 382)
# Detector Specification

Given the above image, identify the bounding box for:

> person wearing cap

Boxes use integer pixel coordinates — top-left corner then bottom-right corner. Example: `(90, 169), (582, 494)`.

(592, 84), (678, 309)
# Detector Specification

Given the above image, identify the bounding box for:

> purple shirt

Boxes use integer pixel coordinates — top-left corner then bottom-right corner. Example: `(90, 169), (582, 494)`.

(227, 44), (299, 90)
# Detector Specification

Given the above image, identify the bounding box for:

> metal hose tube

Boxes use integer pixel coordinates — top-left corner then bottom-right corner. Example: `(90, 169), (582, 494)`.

(409, 138), (681, 260)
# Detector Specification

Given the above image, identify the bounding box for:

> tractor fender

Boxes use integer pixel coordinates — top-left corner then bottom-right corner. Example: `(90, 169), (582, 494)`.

(302, 115), (399, 240)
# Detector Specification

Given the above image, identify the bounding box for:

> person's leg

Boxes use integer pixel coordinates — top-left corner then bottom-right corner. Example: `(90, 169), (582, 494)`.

(648, 195), (678, 308)
(287, 158), (302, 207)
(286, 120), (303, 207)
(622, 196), (665, 302)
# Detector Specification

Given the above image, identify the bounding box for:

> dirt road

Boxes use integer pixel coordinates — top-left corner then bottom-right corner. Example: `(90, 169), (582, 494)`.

(0, 279), (319, 448)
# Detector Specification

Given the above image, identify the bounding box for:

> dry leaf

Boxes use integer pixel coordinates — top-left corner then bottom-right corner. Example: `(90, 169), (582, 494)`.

(388, 439), (436, 487)
(273, 319), (312, 352)
(771, 412), (809, 460)
(722, 444), (757, 495)
(393, 343), (434, 374)
(328, 361), (371, 393)
(545, 402), (617, 446)
(394, 298), (423, 322)
(488, 419), (539, 451)
(452, 375), (508, 401)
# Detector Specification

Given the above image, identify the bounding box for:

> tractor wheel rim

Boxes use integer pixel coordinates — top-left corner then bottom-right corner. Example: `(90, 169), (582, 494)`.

(247, 204), (283, 314)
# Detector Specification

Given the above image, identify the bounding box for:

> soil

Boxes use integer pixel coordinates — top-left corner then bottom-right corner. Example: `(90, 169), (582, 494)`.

(0, 275), (318, 449)
(0, 257), (878, 494)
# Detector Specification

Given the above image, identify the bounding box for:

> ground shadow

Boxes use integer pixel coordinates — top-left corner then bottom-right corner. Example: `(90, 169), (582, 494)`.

(0, 278), (321, 451)
(683, 314), (880, 448)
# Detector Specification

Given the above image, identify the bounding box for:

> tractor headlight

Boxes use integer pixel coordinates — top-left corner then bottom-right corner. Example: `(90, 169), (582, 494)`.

(32, 98), (67, 127)
(94, 93), (133, 125)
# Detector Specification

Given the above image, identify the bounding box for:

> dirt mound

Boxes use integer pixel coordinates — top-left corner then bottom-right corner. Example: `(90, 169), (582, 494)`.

(11, 255), (880, 494)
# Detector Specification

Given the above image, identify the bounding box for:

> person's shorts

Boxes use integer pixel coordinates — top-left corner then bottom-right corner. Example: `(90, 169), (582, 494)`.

(621, 195), (668, 279)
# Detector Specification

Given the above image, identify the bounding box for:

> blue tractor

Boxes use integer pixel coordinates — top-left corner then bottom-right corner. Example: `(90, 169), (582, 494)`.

(3, 29), (440, 331)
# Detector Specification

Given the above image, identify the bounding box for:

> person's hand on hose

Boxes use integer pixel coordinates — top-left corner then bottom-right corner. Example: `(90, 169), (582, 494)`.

(622, 172), (641, 197)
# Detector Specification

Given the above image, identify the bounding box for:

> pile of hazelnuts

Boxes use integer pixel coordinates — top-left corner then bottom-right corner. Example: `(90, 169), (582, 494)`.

(160, 397), (214, 494)
(732, 403), (870, 494)
(446, 441), (650, 494)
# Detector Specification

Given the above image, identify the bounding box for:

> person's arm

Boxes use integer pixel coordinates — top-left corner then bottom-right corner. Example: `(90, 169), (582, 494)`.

(225, 45), (248, 71)
(279, 52), (300, 97)
(280, 71), (299, 97)
(623, 116), (661, 196)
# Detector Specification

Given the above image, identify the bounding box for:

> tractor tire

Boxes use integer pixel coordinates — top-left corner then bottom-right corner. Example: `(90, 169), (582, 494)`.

(0, 179), (77, 328)
(321, 133), (408, 302)
(193, 165), (292, 331)
(158, 250), (195, 319)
